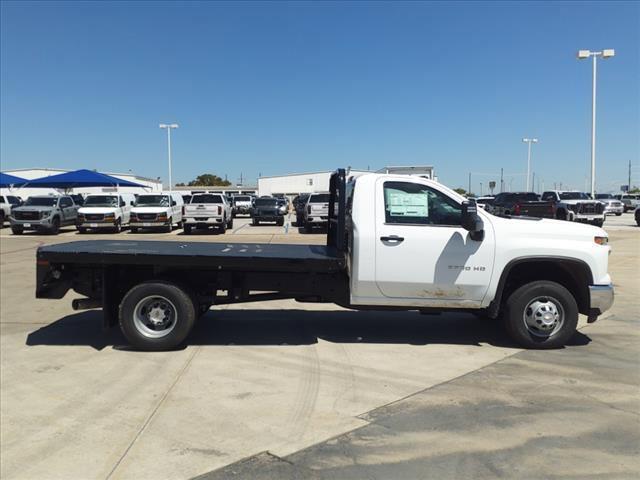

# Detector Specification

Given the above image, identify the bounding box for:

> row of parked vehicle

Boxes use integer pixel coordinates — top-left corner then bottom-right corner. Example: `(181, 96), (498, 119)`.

(474, 190), (640, 227)
(0, 190), (335, 235)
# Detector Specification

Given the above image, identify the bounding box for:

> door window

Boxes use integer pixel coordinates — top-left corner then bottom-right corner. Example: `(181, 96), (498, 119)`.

(383, 182), (461, 226)
(60, 198), (73, 208)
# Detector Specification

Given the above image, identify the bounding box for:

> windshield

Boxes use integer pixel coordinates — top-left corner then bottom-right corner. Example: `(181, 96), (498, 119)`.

(595, 194), (613, 199)
(84, 195), (119, 207)
(511, 193), (540, 202)
(255, 198), (277, 207)
(622, 195), (639, 200)
(191, 194), (223, 204)
(559, 192), (590, 200)
(234, 196), (251, 202)
(136, 195), (170, 207)
(25, 197), (57, 207)
(309, 194), (330, 203)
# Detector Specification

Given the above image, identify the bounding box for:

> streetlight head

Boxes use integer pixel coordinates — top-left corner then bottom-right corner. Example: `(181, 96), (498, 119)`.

(532, 138), (538, 143)
(577, 50), (591, 59)
(169, 124), (179, 129)
(522, 138), (529, 142)
(602, 49), (615, 58)
(159, 123), (168, 129)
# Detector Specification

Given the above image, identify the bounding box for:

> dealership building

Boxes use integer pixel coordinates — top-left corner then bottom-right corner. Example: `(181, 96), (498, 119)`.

(257, 165), (436, 197)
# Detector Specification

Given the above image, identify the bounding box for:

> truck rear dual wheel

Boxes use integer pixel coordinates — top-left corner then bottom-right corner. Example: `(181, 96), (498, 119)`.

(503, 280), (578, 349)
(184, 224), (192, 234)
(119, 281), (196, 351)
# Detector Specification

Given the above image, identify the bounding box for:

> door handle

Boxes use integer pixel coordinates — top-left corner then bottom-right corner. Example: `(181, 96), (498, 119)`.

(380, 235), (404, 243)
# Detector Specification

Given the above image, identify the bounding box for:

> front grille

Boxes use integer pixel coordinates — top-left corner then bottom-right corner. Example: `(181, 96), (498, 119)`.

(15, 211), (41, 220)
(136, 213), (157, 221)
(578, 203), (603, 214)
(84, 214), (104, 221)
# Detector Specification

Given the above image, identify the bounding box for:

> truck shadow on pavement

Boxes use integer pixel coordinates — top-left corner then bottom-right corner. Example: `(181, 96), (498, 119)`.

(25, 309), (591, 351)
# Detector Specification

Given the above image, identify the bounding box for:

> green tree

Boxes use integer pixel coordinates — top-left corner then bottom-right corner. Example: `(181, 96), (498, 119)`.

(453, 187), (467, 196)
(186, 174), (231, 187)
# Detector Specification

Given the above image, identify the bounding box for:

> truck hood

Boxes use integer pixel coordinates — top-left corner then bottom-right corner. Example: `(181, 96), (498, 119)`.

(79, 207), (119, 215)
(13, 206), (55, 213)
(131, 207), (170, 214)
(488, 214), (605, 240)
(560, 199), (598, 206)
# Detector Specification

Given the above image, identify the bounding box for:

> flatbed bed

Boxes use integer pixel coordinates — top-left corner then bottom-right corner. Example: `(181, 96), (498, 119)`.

(37, 240), (345, 273)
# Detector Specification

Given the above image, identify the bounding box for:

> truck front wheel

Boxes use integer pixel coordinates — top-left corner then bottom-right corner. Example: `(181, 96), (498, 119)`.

(119, 281), (196, 351)
(503, 280), (578, 349)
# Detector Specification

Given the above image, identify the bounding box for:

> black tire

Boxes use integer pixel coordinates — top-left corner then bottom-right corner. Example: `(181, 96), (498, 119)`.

(0, 212), (4, 227)
(219, 218), (226, 233)
(304, 223), (312, 234)
(163, 219), (172, 233)
(130, 227), (138, 233)
(228, 217), (233, 229)
(119, 281), (197, 351)
(277, 217), (284, 226)
(113, 220), (122, 233)
(184, 224), (192, 235)
(615, 212), (622, 216)
(77, 227), (87, 234)
(252, 218), (259, 226)
(11, 226), (23, 235)
(503, 280), (578, 349)
(49, 217), (60, 235)
(592, 219), (604, 228)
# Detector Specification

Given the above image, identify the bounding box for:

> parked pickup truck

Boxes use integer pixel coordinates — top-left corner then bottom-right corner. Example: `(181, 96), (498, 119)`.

(11, 195), (78, 235)
(491, 192), (554, 218)
(251, 197), (286, 226)
(232, 195), (253, 216)
(35, 169), (614, 351)
(541, 191), (605, 227)
(303, 192), (330, 232)
(183, 193), (233, 234)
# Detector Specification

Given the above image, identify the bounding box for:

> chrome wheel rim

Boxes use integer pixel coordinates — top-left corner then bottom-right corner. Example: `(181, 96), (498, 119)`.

(133, 295), (177, 338)
(523, 296), (564, 338)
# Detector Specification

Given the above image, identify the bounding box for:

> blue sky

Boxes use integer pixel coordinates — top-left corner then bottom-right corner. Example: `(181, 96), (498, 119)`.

(1, 1), (638, 193)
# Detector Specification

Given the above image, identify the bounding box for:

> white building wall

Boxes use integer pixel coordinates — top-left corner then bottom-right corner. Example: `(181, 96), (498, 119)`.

(258, 170), (370, 196)
(1, 168), (161, 199)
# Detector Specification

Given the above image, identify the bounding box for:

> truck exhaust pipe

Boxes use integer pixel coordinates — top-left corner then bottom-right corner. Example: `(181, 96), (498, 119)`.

(72, 298), (102, 311)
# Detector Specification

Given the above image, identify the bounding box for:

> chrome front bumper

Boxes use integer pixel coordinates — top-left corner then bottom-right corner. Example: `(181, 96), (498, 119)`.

(589, 284), (614, 315)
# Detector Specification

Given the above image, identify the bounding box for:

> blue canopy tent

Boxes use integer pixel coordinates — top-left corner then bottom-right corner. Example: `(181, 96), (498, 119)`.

(23, 169), (146, 189)
(0, 172), (28, 188)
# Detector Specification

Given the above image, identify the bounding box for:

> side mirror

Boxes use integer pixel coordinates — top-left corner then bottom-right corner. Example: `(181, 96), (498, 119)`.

(120, 201), (126, 207)
(461, 201), (484, 241)
(171, 200), (177, 206)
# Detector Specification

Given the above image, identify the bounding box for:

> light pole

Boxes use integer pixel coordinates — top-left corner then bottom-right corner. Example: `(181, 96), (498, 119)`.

(522, 138), (538, 191)
(577, 49), (615, 197)
(159, 123), (179, 193)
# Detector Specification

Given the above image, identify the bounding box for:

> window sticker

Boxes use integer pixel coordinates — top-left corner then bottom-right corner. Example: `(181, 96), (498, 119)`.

(385, 189), (429, 217)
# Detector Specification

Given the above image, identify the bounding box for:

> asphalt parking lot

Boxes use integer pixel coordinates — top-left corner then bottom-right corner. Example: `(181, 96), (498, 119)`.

(1, 214), (638, 479)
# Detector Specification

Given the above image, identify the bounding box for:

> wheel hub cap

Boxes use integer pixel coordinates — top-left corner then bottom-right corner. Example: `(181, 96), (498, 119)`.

(524, 297), (564, 338)
(133, 296), (177, 338)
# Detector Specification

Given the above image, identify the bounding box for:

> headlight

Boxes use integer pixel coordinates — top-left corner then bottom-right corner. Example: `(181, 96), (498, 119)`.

(279, 206), (287, 213)
(594, 236), (608, 245)
(104, 213), (115, 220)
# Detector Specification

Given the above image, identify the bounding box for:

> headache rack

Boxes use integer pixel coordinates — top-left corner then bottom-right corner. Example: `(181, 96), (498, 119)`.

(327, 168), (347, 255)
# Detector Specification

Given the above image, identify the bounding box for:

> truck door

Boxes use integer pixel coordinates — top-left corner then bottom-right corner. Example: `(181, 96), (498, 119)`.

(374, 179), (495, 304)
(59, 197), (75, 223)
